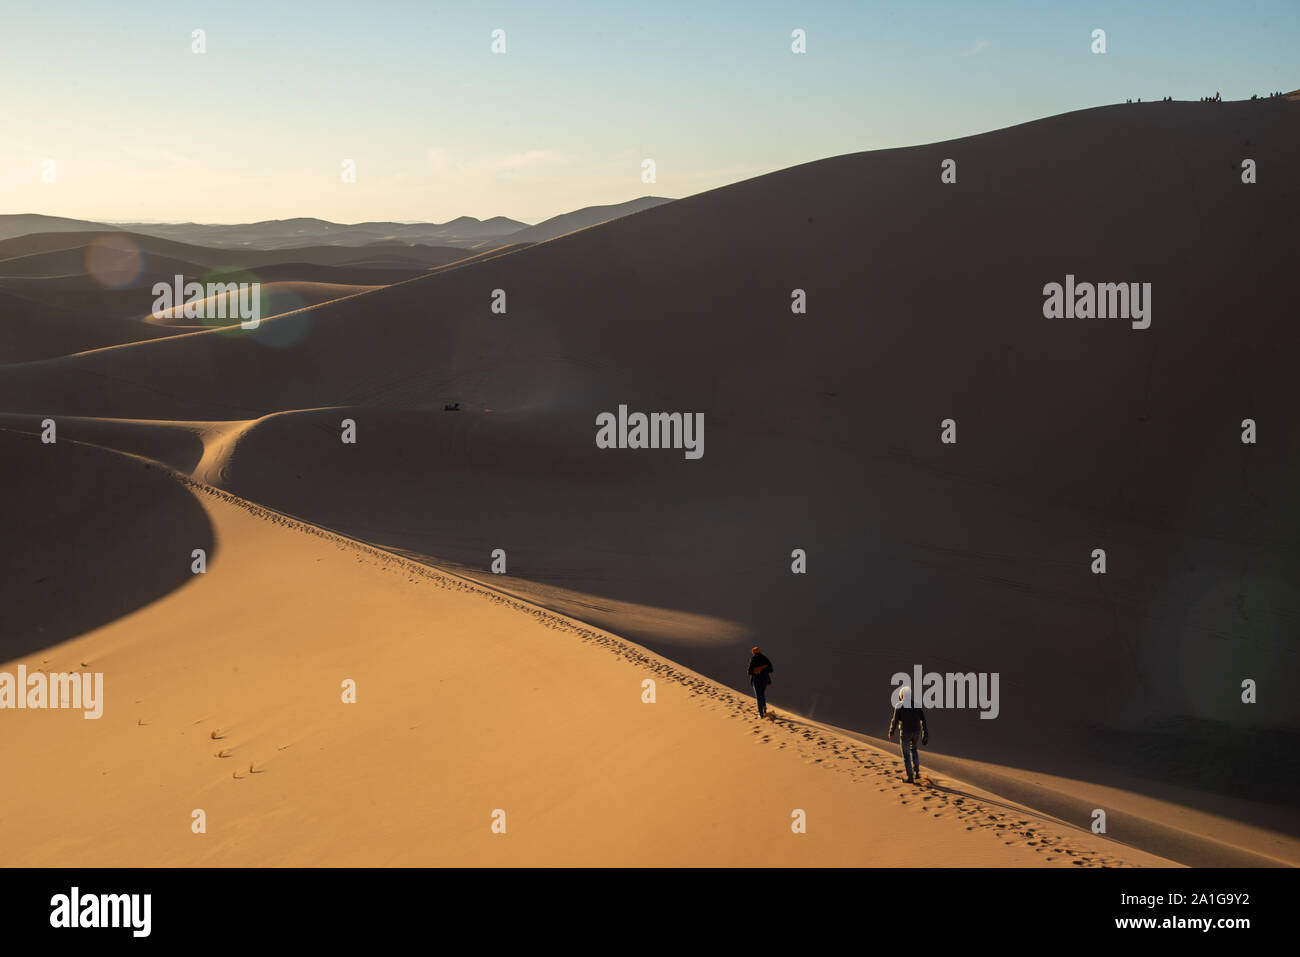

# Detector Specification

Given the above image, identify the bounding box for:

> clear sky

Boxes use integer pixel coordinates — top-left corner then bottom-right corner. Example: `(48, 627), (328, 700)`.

(2, 0), (1296, 224)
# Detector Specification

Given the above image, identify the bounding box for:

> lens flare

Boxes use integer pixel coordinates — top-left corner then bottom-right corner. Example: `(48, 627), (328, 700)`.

(84, 235), (143, 289)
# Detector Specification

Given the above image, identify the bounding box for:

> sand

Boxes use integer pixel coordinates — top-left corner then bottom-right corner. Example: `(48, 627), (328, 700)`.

(0, 428), (1172, 866)
(1, 98), (1296, 866)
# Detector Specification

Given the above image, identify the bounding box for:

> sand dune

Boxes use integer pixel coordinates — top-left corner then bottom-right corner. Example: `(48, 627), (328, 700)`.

(0, 427), (1172, 866)
(3, 99), (1297, 866)
(0, 244), (209, 282)
(489, 196), (672, 245)
(0, 289), (174, 363)
(0, 430), (213, 661)
(3, 401), (1291, 866)
(0, 203), (670, 255)
(0, 214), (119, 242)
(0, 233), (446, 359)
(111, 215), (527, 251)
(143, 281), (381, 328)
(0, 230), (470, 270)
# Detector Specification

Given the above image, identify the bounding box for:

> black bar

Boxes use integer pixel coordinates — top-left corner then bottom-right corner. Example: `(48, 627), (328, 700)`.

(3, 867), (1294, 942)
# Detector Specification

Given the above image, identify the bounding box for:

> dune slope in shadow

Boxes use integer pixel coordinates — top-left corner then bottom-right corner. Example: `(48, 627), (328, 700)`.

(0, 429), (215, 659)
(2, 100), (1297, 842)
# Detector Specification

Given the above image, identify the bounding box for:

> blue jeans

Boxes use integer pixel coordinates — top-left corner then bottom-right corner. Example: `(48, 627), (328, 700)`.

(751, 676), (769, 715)
(900, 731), (920, 778)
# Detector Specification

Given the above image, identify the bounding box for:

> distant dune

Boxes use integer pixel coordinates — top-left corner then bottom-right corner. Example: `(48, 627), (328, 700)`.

(498, 197), (673, 244)
(111, 215), (529, 251)
(0, 230), (469, 270)
(143, 281), (381, 328)
(0, 289), (174, 362)
(0, 198), (673, 253)
(1, 99), (1296, 866)
(0, 214), (122, 242)
(0, 232), (461, 357)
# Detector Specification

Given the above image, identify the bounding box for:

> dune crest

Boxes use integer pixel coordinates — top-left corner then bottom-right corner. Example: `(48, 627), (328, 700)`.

(0, 431), (1171, 866)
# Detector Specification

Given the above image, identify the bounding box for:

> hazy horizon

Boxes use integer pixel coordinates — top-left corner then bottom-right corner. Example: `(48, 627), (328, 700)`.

(72, 201), (671, 229)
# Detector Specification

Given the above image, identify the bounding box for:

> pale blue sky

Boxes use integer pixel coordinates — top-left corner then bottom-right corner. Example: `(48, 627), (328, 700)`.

(2, 0), (1295, 223)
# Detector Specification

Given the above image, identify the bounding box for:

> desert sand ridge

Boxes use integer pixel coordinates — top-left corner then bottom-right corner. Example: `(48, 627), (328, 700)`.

(2, 98), (1297, 866)
(0, 416), (1292, 865)
(142, 282), (382, 328)
(0, 425), (1174, 866)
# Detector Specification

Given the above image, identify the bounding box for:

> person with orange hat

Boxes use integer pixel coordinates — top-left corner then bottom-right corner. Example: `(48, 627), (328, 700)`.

(746, 646), (774, 719)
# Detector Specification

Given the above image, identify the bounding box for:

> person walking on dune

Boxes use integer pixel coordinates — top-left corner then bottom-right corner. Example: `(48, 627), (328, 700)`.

(747, 646), (774, 719)
(887, 685), (928, 784)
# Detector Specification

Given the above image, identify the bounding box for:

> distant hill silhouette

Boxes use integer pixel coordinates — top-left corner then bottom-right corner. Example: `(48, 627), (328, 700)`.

(0, 214), (123, 241)
(112, 216), (528, 251)
(0, 197), (674, 251)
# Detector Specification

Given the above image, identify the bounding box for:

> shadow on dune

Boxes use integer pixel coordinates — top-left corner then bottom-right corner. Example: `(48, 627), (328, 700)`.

(0, 414), (211, 475)
(0, 429), (215, 661)
(196, 404), (1299, 833)
(1, 100), (1297, 838)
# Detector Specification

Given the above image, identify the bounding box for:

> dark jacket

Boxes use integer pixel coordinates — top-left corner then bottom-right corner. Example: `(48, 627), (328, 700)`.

(889, 705), (927, 737)
(747, 653), (773, 685)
